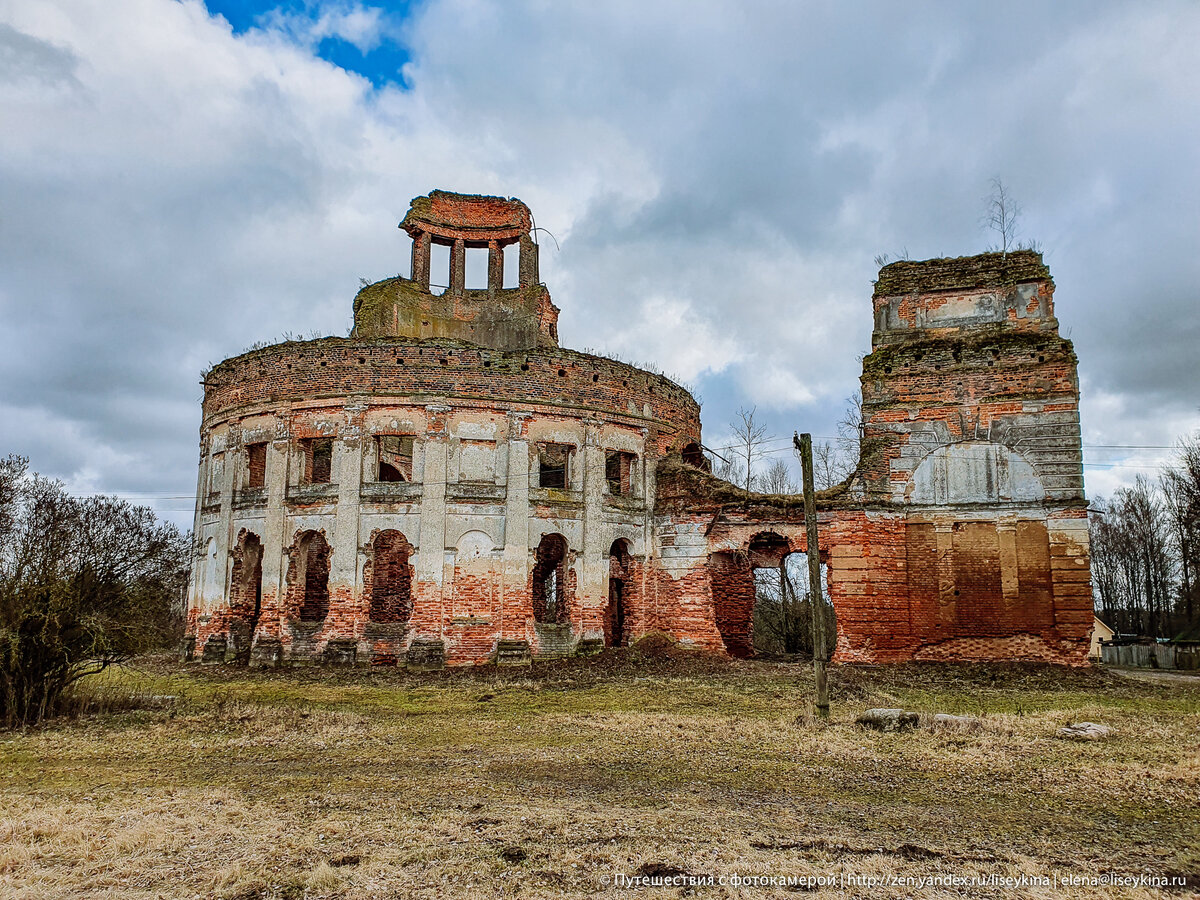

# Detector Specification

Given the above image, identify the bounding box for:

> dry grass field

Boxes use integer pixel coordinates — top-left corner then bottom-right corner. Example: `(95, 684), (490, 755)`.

(1, 642), (1197, 899)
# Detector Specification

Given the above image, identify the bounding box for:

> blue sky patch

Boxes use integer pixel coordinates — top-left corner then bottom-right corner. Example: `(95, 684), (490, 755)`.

(203, 0), (416, 87)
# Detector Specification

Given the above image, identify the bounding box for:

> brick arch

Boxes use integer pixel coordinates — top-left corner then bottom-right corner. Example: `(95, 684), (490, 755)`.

(747, 531), (794, 568)
(606, 538), (637, 647)
(227, 530), (264, 660)
(609, 524), (645, 558)
(284, 529), (331, 623)
(365, 529), (413, 624)
(531, 533), (571, 625)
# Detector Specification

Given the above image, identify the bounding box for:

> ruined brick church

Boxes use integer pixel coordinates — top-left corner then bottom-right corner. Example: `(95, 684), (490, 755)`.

(185, 190), (1093, 668)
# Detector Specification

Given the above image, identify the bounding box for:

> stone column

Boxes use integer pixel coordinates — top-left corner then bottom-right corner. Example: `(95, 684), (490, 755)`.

(487, 240), (503, 294)
(185, 437), (208, 620)
(328, 402), (366, 643)
(578, 418), (608, 637)
(450, 238), (465, 296)
(251, 422), (291, 665)
(411, 230), (431, 288)
(639, 427), (656, 619)
(258, 427), (290, 633)
(997, 520), (1020, 602)
(213, 432), (238, 610)
(519, 233), (539, 287)
(415, 405), (450, 636)
(502, 412), (531, 638)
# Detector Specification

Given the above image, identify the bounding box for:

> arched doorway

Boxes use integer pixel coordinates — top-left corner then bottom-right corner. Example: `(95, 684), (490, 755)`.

(607, 539), (632, 647)
(369, 530), (413, 623)
(532, 533), (569, 624)
(228, 531), (263, 663)
(287, 530), (331, 623)
(748, 537), (836, 658)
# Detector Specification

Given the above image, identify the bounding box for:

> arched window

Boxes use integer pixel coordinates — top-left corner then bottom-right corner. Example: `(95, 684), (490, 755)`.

(290, 531), (331, 622)
(681, 442), (705, 469)
(370, 530), (413, 623)
(532, 533), (569, 624)
(229, 531), (263, 619)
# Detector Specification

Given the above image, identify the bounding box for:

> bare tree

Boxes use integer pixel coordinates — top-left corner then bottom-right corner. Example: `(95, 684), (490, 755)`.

(1162, 432), (1200, 626)
(713, 455), (746, 489)
(836, 390), (864, 474)
(0, 457), (189, 727)
(1090, 430), (1200, 640)
(812, 440), (850, 490)
(1091, 477), (1179, 639)
(753, 554), (836, 656)
(760, 458), (797, 494)
(729, 406), (770, 493)
(983, 177), (1021, 257)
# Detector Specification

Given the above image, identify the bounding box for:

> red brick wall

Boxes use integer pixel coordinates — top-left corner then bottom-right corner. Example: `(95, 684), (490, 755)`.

(203, 339), (701, 456)
(364, 530), (413, 624)
(708, 551), (756, 657)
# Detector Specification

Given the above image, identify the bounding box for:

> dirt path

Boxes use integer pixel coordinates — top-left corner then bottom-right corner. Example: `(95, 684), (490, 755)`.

(1108, 666), (1200, 685)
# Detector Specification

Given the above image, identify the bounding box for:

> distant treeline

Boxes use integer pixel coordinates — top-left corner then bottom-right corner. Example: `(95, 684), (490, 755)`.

(1091, 432), (1200, 640)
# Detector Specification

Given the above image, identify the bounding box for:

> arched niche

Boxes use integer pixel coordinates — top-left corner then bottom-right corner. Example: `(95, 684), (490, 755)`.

(907, 440), (1045, 505)
(456, 529), (498, 559)
(369, 530), (413, 624)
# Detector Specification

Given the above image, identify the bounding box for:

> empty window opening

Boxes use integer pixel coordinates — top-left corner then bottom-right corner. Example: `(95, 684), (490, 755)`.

(681, 442), (705, 469)
(246, 442), (267, 489)
(752, 549), (834, 657)
(292, 531), (331, 622)
(605, 450), (636, 495)
(302, 438), (333, 484)
(429, 241), (451, 295)
(369, 530), (412, 623)
(503, 242), (520, 288)
(538, 443), (572, 489)
(377, 435), (414, 482)
(464, 245), (488, 289)
(532, 533), (569, 624)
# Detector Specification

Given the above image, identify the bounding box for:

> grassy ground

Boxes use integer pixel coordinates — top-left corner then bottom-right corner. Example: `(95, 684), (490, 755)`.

(1, 643), (1197, 899)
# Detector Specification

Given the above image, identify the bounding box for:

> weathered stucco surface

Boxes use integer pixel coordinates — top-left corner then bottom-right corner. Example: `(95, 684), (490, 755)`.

(186, 197), (1093, 668)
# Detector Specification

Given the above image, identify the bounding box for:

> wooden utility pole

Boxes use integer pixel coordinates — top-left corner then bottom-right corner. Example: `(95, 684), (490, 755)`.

(794, 431), (829, 718)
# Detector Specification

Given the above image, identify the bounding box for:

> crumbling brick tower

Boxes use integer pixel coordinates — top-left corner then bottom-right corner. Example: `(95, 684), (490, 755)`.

(602, 249), (1093, 666)
(849, 251), (1093, 662)
(186, 190), (701, 667)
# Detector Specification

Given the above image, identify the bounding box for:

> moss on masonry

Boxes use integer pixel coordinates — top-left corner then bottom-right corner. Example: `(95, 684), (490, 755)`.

(861, 328), (1075, 377)
(874, 250), (1050, 297)
(655, 454), (854, 518)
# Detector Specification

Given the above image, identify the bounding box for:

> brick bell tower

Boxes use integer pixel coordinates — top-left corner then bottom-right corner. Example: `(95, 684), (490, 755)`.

(351, 190), (560, 351)
(853, 250), (1093, 662)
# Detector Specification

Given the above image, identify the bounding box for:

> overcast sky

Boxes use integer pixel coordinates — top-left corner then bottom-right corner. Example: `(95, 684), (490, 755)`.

(2, 0), (1198, 527)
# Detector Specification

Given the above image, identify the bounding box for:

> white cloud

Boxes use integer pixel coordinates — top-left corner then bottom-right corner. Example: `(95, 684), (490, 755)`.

(600, 295), (742, 385)
(2, 0), (1199, 528)
(257, 2), (386, 54)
